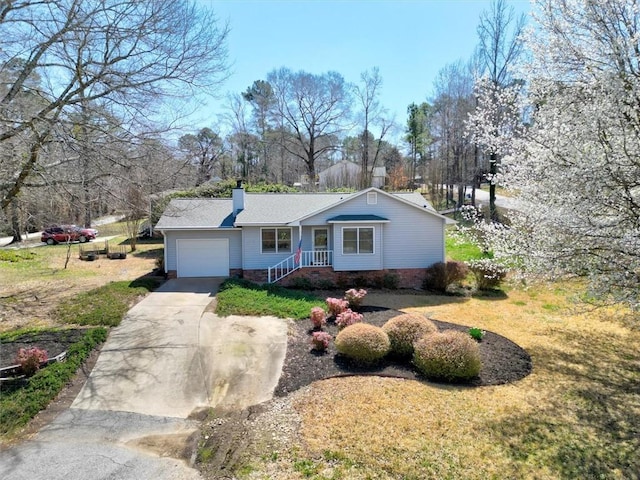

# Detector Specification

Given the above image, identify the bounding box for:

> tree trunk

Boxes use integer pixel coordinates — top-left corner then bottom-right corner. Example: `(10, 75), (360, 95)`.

(8, 200), (22, 244)
(489, 152), (498, 221)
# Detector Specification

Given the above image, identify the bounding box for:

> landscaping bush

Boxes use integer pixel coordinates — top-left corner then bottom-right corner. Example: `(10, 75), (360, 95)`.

(382, 313), (438, 357)
(310, 307), (327, 329)
(469, 327), (485, 341)
(326, 297), (349, 317)
(15, 347), (48, 376)
(335, 308), (363, 329)
(310, 331), (332, 352)
(315, 279), (336, 290)
(466, 259), (508, 290)
(413, 330), (481, 382)
(423, 261), (469, 293)
(289, 277), (315, 290)
(344, 288), (367, 309)
(335, 323), (390, 364)
(380, 272), (399, 289)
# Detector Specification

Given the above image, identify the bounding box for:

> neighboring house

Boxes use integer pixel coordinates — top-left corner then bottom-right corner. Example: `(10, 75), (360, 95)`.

(318, 159), (386, 189)
(155, 183), (453, 288)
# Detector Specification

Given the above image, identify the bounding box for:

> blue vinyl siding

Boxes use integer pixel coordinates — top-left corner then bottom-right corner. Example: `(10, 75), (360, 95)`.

(303, 192), (444, 268)
(241, 226), (302, 270)
(332, 224), (383, 271)
(164, 230), (242, 271)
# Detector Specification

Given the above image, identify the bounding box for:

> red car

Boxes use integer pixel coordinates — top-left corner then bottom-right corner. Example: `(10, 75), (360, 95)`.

(41, 225), (98, 245)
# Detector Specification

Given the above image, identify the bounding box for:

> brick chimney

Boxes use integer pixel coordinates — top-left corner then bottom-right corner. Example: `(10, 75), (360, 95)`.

(232, 179), (245, 217)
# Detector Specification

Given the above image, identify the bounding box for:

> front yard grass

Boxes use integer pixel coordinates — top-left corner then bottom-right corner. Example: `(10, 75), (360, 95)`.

(215, 278), (324, 320)
(54, 278), (161, 326)
(0, 239), (162, 332)
(281, 285), (640, 479)
(219, 278), (640, 479)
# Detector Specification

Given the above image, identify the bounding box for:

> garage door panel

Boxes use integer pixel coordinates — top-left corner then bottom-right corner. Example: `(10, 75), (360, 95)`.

(177, 239), (229, 277)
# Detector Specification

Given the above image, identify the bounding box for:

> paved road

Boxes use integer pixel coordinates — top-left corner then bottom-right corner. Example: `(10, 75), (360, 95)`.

(472, 188), (521, 211)
(0, 215), (124, 248)
(0, 278), (289, 480)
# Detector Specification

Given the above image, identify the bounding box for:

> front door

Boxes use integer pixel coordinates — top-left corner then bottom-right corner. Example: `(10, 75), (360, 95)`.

(312, 228), (329, 265)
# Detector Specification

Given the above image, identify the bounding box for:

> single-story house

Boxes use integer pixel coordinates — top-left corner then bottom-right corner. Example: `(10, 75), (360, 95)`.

(155, 183), (453, 288)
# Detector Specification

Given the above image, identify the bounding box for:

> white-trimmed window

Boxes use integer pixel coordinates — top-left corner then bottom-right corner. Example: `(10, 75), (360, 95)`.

(367, 192), (377, 205)
(342, 227), (374, 254)
(261, 228), (292, 253)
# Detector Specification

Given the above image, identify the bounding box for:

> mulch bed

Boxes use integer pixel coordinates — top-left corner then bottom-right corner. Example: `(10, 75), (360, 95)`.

(0, 329), (87, 368)
(275, 305), (532, 396)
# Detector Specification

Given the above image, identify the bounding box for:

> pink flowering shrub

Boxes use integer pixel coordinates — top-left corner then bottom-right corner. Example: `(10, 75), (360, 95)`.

(326, 297), (348, 317)
(310, 331), (332, 352)
(16, 347), (48, 376)
(335, 308), (363, 329)
(344, 288), (367, 309)
(310, 307), (327, 329)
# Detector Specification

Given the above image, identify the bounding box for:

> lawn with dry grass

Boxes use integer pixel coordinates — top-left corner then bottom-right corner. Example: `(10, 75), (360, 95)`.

(234, 283), (640, 479)
(0, 236), (161, 332)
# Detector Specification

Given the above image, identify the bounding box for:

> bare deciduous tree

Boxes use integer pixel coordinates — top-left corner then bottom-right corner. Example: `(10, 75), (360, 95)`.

(179, 128), (225, 186)
(354, 68), (394, 188)
(0, 0), (229, 240)
(267, 68), (352, 187)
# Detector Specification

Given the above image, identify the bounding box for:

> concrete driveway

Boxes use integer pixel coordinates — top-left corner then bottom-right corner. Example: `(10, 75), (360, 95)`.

(0, 278), (289, 480)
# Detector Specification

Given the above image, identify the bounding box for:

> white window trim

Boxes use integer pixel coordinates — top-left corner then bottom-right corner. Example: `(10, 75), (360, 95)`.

(341, 226), (375, 255)
(260, 227), (293, 254)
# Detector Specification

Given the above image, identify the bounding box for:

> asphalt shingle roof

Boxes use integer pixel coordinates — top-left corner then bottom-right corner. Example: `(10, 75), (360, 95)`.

(155, 198), (235, 229)
(155, 189), (442, 229)
(394, 191), (437, 211)
(234, 193), (349, 224)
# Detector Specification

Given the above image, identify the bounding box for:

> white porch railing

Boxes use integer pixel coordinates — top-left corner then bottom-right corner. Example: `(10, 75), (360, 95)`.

(268, 250), (333, 283)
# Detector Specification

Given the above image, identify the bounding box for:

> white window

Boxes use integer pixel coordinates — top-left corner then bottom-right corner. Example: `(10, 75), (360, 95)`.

(261, 228), (292, 253)
(342, 227), (374, 254)
(367, 192), (377, 205)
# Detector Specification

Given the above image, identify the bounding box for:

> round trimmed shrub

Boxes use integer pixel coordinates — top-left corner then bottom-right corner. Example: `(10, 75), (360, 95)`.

(413, 330), (481, 382)
(423, 261), (470, 293)
(335, 323), (390, 364)
(382, 313), (438, 357)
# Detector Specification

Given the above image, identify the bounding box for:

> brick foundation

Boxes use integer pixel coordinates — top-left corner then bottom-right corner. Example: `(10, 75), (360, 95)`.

(229, 268), (243, 278)
(170, 267), (428, 289)
(242, 269), (269, 283)
(242, 267), (428, 290)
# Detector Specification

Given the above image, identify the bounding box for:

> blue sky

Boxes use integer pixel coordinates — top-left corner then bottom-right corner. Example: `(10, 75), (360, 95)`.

(198, 0), (531, 131)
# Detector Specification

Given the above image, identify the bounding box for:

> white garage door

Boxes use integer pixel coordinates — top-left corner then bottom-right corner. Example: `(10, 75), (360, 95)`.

(177, 238), (229, 277)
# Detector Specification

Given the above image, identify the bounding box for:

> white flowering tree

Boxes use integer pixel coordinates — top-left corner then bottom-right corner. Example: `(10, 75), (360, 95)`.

(495, 0), (640, 309)
(467, 0), (526, 221)
(466, 77), (524, 213)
